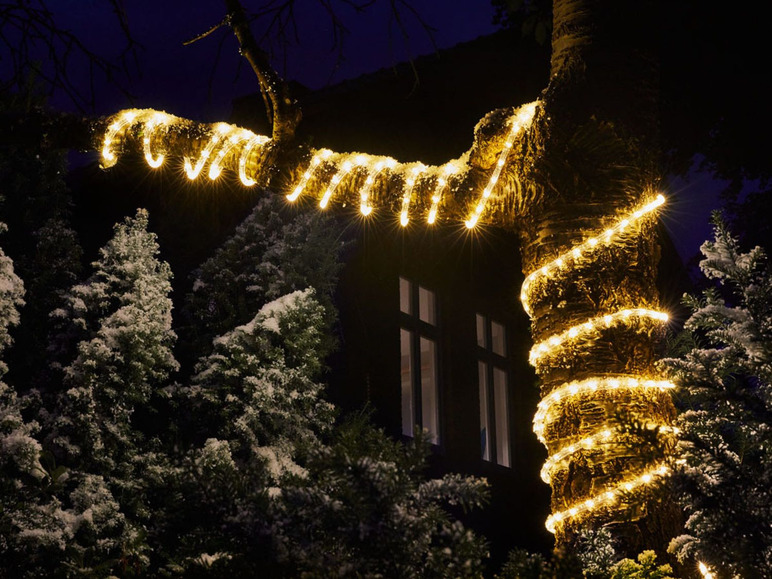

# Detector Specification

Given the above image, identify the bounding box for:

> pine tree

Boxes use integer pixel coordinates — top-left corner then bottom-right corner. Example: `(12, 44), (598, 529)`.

(183, 195), (344, 360)
(0, 97), (83, 388)
(162, 289), (335, 570)
(662, 215), (772, 577)
(14, 209), (180, 575)
(273, 416), (490, 578)
(51, 208), (178, 473)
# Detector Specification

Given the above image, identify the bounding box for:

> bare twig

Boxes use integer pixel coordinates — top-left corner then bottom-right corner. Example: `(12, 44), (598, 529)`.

(0, 0), (138, 111)
(183, 16), (231, 46)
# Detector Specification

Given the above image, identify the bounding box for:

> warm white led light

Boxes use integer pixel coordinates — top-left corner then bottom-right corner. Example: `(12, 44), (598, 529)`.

(465, 101), (538, 228)
(532, 376), (676, 444)
(287, 149), (333, 202)
(545, 462), (670, 533)
(142, 112), (169, 168)
(400, 164), (426, 227)
(540, 424), (678, 483)
(320, 159), (357, 209)
(427, 163), (458, 224)
(101, 110), (138, 168)
(184, 123), (234, 180)
(529, 308), (669, 366)
(520, 194), (666, 316)
(238, 132), (270, 187)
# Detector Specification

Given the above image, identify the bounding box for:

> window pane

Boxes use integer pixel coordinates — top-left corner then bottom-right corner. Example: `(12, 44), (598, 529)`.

(418, 286), (436, 325)
(478, 361), (490, 461)
(399, 277), (412, 315)
(493, 368), (510, 467)
(400, 329), (414, 437)
(420, 337), (440, 444)
(476, 314), (486, 348)
(491, 320), (506, 356)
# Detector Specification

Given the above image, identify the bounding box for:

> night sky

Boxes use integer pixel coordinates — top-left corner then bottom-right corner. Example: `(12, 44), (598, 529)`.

(47, 1), (498, 119)
(39, 1), (728, 263)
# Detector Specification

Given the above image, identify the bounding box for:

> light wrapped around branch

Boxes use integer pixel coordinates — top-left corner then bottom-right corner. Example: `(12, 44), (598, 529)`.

(99, 108), (271, 186)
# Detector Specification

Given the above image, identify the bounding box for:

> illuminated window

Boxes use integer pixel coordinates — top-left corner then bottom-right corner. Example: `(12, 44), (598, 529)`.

(399, 277), (440, 444)
(477, 314), (510, 467)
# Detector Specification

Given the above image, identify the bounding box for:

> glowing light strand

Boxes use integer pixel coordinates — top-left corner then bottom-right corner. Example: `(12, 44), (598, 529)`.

(545, 462), (670, 533)
(238, 132), (270, 187)
(359, 158), (397, 216)
(529, 308), (669, 366)
(100, 108), (273, 182)
(184, 123), (234, 180)
(520, 194), (666, 316)
(465, 101), (538, 229)
(142, 112), (169, 168)
(428, 163), (458, 224)
(400, 164), (427, 227)
(320, 155), (368, 209)
(541, 424), (679, 484)
(101, 110), (138, 168)
(287, 149), (333, 202)
(532, 377), (676, 443)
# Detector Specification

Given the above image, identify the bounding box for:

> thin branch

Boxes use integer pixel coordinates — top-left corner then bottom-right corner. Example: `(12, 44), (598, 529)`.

(183, 16), (230, 46)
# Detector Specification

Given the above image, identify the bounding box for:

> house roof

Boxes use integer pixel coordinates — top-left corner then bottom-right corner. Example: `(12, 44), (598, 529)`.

(231, 28), (550, 165)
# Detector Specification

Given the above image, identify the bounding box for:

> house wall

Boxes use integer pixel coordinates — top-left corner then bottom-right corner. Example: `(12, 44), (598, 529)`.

(328, 218), (553, 563)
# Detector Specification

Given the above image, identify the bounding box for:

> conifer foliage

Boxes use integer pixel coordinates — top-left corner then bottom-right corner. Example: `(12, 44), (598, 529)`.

(663, 215), (772, 577)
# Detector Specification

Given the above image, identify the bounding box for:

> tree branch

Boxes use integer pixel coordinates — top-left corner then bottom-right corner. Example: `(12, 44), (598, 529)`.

(223, 0), (301, 144)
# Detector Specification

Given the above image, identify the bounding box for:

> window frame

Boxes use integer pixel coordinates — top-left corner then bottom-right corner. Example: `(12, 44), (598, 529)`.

(476, 313), (512, 467)
(399, 276), (441, 445)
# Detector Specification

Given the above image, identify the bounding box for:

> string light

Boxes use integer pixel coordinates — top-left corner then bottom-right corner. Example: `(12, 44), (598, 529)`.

(465, 102), (538, 229)
(184, 123), (234, 180)
(208, 130), (251, 180)
(520, 194), (666, 316)
(532, 377), (676, 443)
(358, 157), (396, 216)
(545, 462), (670, 533)
(319, 155), (367, 209)
(287, 149), (333, 202)
(100, 108), (274, 184)
(428, 163), (458, 224)
(529, 308), (669, 366)
(698, 562), (716, 579)
(100, 105), (546, 228)
(400, 164), (427, 227)
(238, 132), (270, 187)
(101, 110), (138, 169)
(142, 112), (169, 168)
(540, 424), (678, 484)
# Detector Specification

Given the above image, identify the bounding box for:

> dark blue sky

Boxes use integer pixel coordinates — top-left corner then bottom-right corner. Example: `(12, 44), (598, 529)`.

(49, 0), (498, 120)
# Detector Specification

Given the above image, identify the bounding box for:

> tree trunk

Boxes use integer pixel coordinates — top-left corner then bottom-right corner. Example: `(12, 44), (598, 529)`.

(517, 0), (681, 555)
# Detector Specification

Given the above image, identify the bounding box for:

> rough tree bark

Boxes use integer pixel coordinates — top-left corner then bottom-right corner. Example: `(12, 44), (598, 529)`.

(514, 0), (681, 554)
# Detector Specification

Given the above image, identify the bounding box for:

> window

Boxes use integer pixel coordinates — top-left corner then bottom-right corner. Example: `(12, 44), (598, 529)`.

(477, 314), (510, 467)
(400, 277), (440, 444)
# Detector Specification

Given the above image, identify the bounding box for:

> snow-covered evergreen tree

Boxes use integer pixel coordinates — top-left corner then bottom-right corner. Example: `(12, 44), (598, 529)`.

(51, 208), (178, 473)
(273, 417), (490, 578)
(662, 215), (772, 577)
(7, 209), (180, 575)
(0, 222), (39, 516)
(184, 195), (345, 359)
(161, 289), (335, 570)
(0, 106), (83, 389)
(188, 288), (334, 483)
